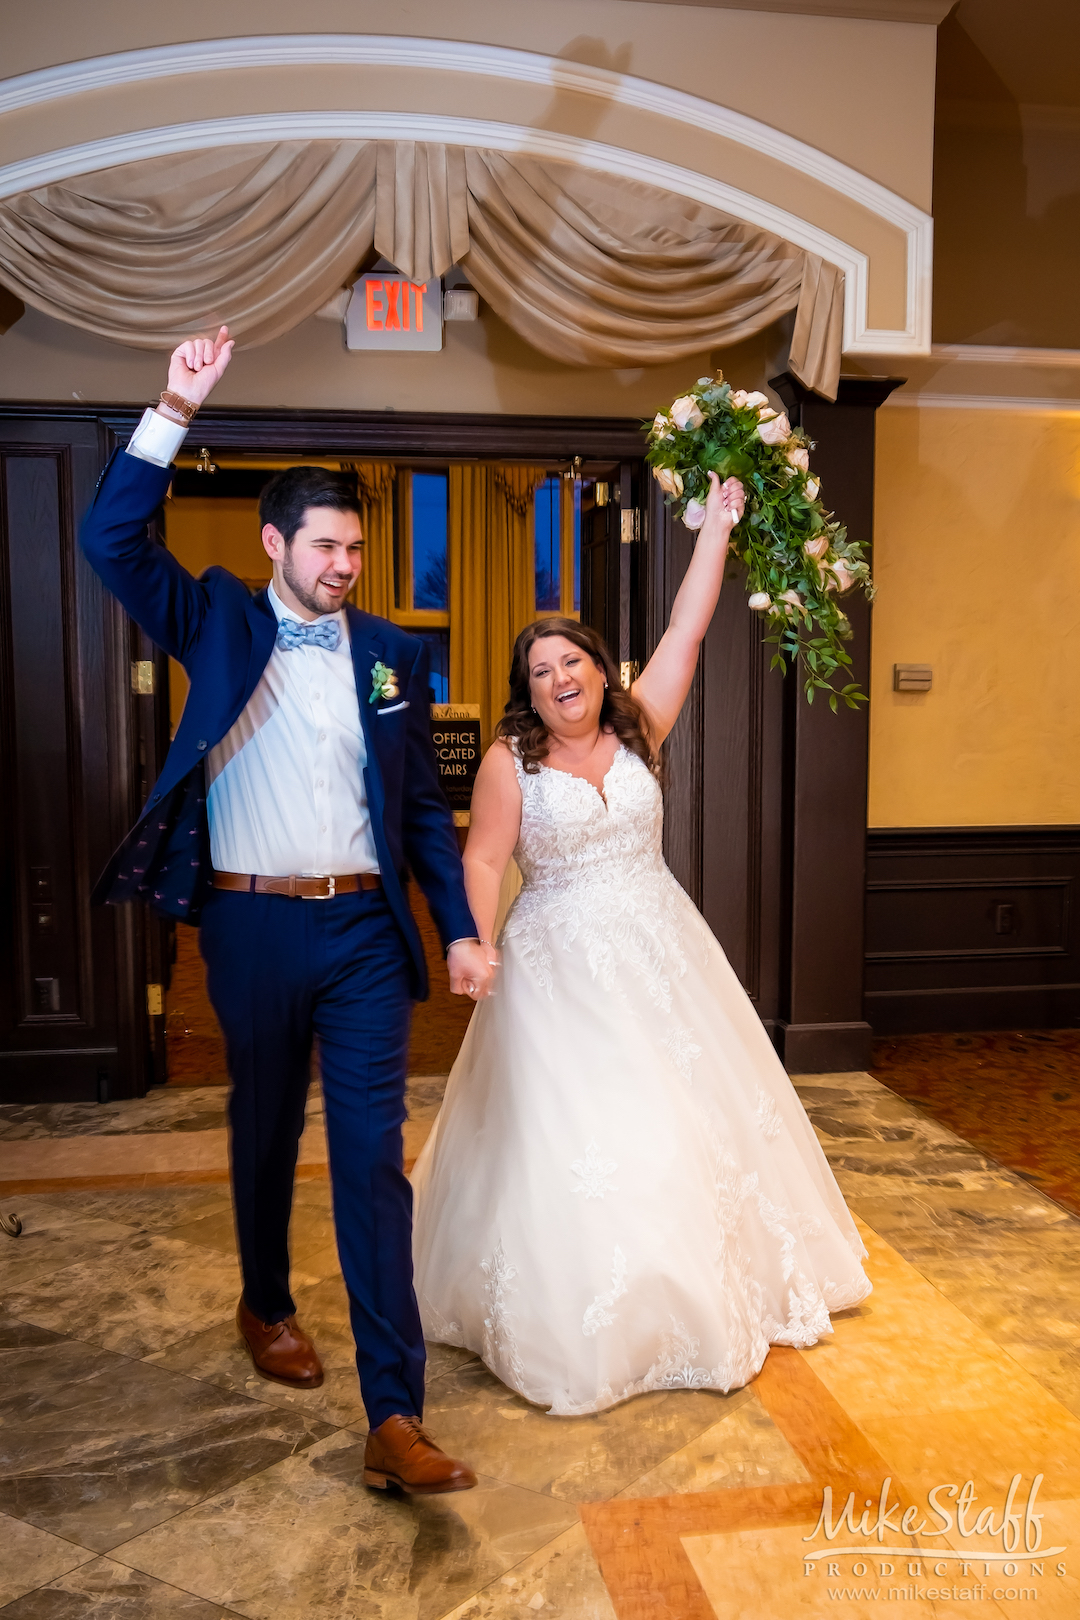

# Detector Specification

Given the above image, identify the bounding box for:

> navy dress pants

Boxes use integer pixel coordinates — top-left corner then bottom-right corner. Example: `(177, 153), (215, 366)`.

(198, 885), (424, 1428)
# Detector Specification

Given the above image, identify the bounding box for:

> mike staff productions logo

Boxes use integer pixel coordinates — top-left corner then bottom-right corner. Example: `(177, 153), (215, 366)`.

(800, 1475), (1068, 1605)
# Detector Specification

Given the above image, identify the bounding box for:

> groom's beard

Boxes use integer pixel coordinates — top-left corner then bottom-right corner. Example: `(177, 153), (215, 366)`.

(281, 550), (350, 617)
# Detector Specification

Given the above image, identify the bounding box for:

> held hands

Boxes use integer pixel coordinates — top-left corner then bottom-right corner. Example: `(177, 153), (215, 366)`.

(447, 939), (501, 1002)
(704, 471), (746, 548)
(166, 325), (235, 409)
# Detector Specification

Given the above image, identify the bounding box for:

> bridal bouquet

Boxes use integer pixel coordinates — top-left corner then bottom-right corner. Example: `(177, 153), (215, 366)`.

(644, 377), (872, 710)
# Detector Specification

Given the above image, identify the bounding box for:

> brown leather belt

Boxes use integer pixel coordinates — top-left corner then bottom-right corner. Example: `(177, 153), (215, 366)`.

(212, 871), (382, 900)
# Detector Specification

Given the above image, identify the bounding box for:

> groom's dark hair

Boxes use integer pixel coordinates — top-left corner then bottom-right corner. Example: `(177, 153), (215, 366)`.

(259, 466), (361, 543)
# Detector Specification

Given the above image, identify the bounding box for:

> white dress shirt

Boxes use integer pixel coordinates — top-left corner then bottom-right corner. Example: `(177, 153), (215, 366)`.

(123, 420), (379, 879)
(127, 406), (189, 467)
(206, 586), (380, 878)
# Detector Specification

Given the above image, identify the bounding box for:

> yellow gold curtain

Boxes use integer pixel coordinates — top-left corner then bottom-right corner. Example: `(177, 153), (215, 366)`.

(347, 461), (395, 619)
(448, 465), (547, 743)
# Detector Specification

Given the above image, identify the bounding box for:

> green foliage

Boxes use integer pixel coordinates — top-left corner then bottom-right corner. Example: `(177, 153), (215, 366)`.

(644, 379), (873, 709)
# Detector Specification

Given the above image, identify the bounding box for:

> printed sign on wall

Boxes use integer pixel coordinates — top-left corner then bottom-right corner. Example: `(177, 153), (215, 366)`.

(345, 275), (443, 351)
(430, 704), (481, 813)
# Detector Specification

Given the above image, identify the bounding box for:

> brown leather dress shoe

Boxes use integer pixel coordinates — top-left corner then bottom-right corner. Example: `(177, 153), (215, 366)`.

(363, 1415), (478, 1494)
(236, 1297), (324, 1388)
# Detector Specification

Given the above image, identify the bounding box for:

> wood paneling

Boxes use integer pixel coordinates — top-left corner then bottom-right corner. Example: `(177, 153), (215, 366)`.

(0, 420), (151, 1103)
(866, 825), (1080, 1033)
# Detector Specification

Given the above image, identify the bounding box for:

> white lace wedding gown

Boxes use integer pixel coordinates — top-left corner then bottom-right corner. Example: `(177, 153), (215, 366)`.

(411, 744), (870, 1416)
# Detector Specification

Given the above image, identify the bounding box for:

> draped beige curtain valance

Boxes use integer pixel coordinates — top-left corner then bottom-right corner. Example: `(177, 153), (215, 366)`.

(0, 140), (844, 397)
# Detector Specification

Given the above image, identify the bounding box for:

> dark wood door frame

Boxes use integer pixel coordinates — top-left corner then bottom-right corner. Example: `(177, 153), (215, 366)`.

(0, 395), (896, 1094)
(0, 403), (649, 462)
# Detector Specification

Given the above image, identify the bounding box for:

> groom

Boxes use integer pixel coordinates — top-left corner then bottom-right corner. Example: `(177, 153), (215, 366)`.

(81, 327), (496, 1494)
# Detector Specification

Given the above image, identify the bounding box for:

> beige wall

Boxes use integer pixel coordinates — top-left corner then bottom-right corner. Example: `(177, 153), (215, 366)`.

(933, 106), (1080, 350)
(3, 1), (937, 209)
(0, 301), (777, 416)
(868, 402), (1080, 828)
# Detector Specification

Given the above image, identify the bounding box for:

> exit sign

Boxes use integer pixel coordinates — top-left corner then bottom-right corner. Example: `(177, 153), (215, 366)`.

(345, 274), (443, 351)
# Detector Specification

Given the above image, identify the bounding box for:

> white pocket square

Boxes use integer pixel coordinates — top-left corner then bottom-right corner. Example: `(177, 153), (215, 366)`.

(376, 700), (410, 715)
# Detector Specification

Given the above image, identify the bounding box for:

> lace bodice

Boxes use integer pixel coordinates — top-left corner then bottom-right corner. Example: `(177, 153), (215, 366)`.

(513, 743), (664, 891)
(502, 744), (704, 1004)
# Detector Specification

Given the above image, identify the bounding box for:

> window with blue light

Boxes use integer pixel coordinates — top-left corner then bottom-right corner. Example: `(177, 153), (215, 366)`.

(413, 628), (450, 704)
(572, 480), (581, 613)
(412, 471), (448, 610)
(534, 475), (561, 611)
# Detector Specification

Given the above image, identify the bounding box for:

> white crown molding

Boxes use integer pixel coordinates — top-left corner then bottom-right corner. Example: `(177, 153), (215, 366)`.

(0, 35), (931, 355)
(930, 343), (1080, 369)
(885, 391), (1080, 412)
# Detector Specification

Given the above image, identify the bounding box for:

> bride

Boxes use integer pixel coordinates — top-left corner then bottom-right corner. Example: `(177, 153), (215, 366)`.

(412, 471), (870, 1416)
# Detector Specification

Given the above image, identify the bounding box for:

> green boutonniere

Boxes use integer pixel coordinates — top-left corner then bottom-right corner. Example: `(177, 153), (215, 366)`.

(369, 661), (400, 704)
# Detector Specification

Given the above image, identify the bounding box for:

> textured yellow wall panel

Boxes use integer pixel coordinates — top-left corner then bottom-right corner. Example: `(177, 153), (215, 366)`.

(869, 403), (1080, 827)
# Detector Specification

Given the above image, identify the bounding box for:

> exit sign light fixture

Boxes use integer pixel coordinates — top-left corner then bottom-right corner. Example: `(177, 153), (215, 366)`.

(345, 274), (443, 351)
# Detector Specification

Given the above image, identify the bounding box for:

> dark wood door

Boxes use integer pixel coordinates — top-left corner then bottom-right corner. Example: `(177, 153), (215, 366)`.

(579, 477), (621, 656)
(0, 419), (155, 1102)
(580, 460), (650, 682)
(129, 568), (173, 1090)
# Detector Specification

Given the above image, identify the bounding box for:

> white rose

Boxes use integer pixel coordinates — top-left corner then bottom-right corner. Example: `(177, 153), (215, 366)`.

(778, 588), (805, 616)
(828, 560), (857, 593)
(747, 592), (771, 611)
(670, 395), (706, 431)
(732, 390), (770, 411)
(805, 478), (820, 501)
(756, 412), (792, 447)
(652, 465), (684, 497)
(650, 412), (672, 439)
(804, 536), (829, 560)
(682, 498), (707, 530)
(786, 445), (810, 473)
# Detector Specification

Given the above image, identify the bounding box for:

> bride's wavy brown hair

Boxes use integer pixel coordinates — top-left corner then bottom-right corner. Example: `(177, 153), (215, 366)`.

(496, 617), (657, 776)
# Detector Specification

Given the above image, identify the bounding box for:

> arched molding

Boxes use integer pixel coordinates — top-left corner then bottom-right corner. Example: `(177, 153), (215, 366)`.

(0, 36), (932, 355)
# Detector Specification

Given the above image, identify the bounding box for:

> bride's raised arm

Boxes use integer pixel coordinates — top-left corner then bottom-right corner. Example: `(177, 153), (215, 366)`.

(632, 471), (745, 749)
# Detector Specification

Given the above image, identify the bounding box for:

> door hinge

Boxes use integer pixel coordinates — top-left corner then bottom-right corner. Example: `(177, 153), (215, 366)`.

(620, 510), (641, 544)
(146, 983), (164, 1016)
(131, 660), (155, 694)
(619, 660), (640, 689)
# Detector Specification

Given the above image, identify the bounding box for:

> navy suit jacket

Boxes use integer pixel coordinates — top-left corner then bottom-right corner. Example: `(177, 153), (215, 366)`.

(80, 449), (475, 998)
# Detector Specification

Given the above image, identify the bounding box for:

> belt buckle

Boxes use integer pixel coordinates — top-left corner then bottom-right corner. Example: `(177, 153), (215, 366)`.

(301, 875), (336, 900)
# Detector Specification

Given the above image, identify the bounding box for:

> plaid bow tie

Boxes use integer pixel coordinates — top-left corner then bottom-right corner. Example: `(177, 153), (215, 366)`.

(276, 618), (341, 652)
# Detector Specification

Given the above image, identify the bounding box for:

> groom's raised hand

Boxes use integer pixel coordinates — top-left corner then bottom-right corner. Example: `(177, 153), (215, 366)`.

(166, 325), (234, 409)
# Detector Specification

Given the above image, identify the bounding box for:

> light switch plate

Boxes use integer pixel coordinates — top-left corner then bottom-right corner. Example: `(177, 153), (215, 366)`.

(894, 663), (932, 692)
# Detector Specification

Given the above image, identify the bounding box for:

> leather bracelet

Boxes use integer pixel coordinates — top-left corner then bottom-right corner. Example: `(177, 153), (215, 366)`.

(158, 389), (198, 424)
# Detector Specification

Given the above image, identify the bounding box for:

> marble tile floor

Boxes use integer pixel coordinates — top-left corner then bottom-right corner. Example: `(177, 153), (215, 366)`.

(0, 1085), (441, 1196)
(2, 1070), (1080, 1617)
(871, 1029), (1080, 1216)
